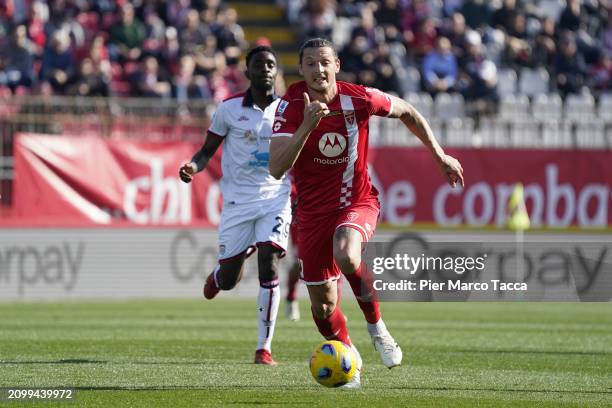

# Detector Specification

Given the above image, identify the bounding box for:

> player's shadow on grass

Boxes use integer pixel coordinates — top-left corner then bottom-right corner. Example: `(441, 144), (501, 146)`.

(0, 359), (106, 364)
(0, 360), (257, 365)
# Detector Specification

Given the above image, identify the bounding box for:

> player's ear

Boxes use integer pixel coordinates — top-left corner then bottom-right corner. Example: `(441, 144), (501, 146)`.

(335, 57), (340, 74)
(298, 65), (303, 76)
(245, 67), (251, 80)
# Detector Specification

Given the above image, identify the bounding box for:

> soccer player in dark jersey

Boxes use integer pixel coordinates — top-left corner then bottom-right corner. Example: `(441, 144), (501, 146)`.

(269, 38), (464, 388)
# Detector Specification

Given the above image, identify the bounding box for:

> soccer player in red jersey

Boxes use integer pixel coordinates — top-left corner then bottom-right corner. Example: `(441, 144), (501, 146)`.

(269, 38), (464, 388)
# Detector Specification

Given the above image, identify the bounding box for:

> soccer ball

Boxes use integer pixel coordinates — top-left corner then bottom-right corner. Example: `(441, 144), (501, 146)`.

(309, 340), (357, 387)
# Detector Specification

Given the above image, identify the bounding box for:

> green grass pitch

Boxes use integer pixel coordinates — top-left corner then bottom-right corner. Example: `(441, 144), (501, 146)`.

(0, 300), (611, 407)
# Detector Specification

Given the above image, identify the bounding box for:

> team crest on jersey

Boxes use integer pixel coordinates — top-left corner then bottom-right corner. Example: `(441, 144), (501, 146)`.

(318, 133), (346, 157)
(346, 211), (359, 222)
(344, 110), (355, 126)
(277, 100), (289, 116)
(244, 130), (255, 142)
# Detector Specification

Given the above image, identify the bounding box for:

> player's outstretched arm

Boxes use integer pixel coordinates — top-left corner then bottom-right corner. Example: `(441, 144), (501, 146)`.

(269, 92), (330, 179)
(179, 132), (224, 183)
(388, 95), (465, 188)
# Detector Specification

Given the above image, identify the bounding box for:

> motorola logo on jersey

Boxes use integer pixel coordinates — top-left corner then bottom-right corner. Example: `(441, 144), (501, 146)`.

(318, 133), (347, 157)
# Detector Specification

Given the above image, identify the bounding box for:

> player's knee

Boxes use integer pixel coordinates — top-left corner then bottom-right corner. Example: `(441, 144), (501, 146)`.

(216, 263), (243, 290)
(258, 267), (278, 286)
(333, 248), (360, 274)
(311, 300), (336, 319)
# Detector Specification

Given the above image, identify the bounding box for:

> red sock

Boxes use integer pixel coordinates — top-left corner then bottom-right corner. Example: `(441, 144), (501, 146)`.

(286, 263), (300, 302)
(312, 306), (351, 346)
(344, 264), (381, 324)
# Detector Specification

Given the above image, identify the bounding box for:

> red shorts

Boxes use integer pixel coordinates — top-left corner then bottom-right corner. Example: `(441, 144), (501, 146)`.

(290, 219), (299, 248)
(297, 202), (379, 285)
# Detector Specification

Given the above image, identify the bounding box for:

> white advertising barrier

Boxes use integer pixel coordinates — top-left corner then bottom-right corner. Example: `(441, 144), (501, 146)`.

(1, 228), (610, 301)
(0, 228), (303, 301)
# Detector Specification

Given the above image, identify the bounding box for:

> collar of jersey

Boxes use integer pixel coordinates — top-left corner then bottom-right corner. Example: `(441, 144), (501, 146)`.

(242, 88), (278, 108)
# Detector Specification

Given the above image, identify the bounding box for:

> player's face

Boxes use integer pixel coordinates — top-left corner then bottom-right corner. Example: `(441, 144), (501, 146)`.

(299, 46), (340, 92)
(247, 51), (278, 91)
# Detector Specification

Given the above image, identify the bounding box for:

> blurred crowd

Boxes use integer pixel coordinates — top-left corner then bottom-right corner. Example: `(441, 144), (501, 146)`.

(0, 0), (250, 102)
(285, 0), (612, 113)
(1, 0), (611, 111)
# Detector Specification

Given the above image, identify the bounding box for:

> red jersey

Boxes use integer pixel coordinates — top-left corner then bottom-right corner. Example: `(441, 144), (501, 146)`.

(272, 81), (392, 217)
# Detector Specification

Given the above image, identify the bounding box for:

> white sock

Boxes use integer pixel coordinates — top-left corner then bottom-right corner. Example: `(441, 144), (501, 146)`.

(256, 284), (280, 351)
(212, 264), (220, 287)
(367, 318), (387, 337)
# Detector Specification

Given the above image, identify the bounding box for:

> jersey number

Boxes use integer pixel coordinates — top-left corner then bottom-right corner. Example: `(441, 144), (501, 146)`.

(272, 216), (290, 238)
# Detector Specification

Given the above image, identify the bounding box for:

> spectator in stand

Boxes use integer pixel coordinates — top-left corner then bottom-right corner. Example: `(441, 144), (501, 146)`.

(532, 16), (557, 69)
(490, 0), (519, 33)
(166, 0), (192, 29)
(558, 0), (582, 33)
(413, 17), (438, 58)
(352, 4), (379, 48)
(40, 30), (74, 94)
(375, 0), (402, 30)
(336, 0), (362, 19)
(208, 51), (231, 102)
(132, 55), (171, 98)
(422, 36), (458, 95)
(460, 0), (492, 31)
(109, 3), (146, 63)
(213, 7), (246, 51)
(602, 13), (612, 57)
(443, 0), (464, 18)
(173, 54), (211, 105)
(338, 34), (370, 83)
(27, 1), (48, 55)
(0, 24), (35, 91)
(504, 12), (532, 68)
(589, 53), (612, 92)
(401, 0), (430, 37)
(222, 46), (249, 93)
(44, 0), (84, 48)
(67, 57), (109, 97)
(193, 33), (221, 76)
(442, 12), (468, 63)
(373, 42), (401, 92)
(179, 8), (210, 55)
(554, 34), (587, 97)
(459, 30), (499, 113)
(160, 26), (181, 73)
(0, 5), (11, 46)
(299, 0), (335, 41)
(142, 9), (167, 57)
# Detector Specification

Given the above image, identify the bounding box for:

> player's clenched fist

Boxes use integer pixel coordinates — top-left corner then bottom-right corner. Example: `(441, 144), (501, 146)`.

(302, 92), (330, 132)
(179, 162), (198, 183)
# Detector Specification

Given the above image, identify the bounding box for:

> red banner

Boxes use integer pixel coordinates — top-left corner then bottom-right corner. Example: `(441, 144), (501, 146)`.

(12, 133), (221, 227)
(369, 147), (612, 229)
(9, 134), (612, 229)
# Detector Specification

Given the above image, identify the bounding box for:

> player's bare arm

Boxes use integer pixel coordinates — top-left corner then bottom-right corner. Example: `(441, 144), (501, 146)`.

(179, 132), (224, 183)
(269, 92), (330, 179)
(388, 94), (465, 188)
